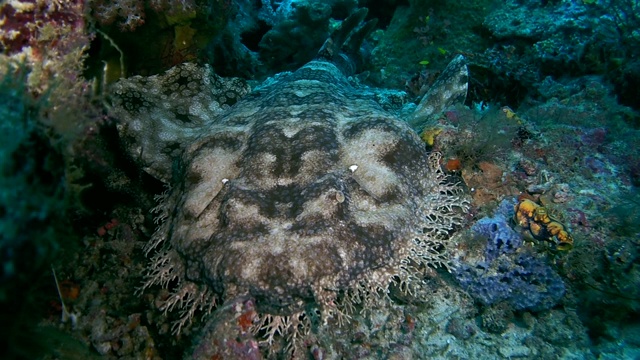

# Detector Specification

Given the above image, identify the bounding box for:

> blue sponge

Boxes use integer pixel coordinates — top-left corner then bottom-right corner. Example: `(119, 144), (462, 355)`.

(454, 198), (565, 311)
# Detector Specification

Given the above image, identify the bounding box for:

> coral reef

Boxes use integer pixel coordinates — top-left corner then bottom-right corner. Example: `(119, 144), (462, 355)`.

(0, 1), (106, 357)
(257, 1), (332, 72)
(0, 0), (97, 141)
(86, 0), (236, 79)
(2, 0), (639, 359)
(0, 62), (73, 360)
(367, 0), (494, 90)
(475, 0), (640, 111)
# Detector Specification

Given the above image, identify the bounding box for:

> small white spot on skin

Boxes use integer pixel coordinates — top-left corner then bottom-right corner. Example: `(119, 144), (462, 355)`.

(349, 164), (358, 172)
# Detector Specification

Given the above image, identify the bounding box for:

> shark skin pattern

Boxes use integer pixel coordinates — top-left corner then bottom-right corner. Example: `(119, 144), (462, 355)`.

(112, 10), (469, 357)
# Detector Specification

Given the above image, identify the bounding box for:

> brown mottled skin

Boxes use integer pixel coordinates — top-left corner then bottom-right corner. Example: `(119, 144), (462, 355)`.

(112, 11), (469, 355)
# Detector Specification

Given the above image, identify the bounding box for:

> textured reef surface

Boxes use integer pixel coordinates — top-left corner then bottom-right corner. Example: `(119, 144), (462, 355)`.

(2, 0), (640, 359)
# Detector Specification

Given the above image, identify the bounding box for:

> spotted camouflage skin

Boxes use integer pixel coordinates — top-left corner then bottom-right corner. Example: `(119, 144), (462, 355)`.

(113, 48), (468, 341)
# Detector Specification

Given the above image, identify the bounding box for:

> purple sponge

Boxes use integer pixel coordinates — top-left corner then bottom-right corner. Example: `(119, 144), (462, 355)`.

(455, 198), (565, 311)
